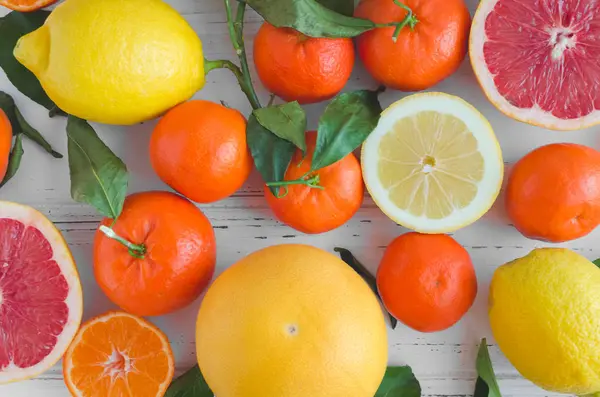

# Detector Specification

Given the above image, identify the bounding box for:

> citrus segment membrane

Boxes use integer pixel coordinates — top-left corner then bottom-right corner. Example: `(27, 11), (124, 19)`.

(0, 219), (69, 369)
(362, 93), (503, 233)
(0, 202), (82, 384)
(379, 111), (485, 219)
(471, 0), (600, 130)
(64, 311), (174, 397)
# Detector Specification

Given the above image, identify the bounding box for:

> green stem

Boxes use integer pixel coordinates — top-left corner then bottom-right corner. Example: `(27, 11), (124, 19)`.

(48, 105), (66, 118)
(218, 0), (261, 110)
(205, 58), (260, 110)
(375, 0), (419, 42)
(233, 4), (259, 107)
(99, 225), (146, 259)
(266, 174), (325, 198)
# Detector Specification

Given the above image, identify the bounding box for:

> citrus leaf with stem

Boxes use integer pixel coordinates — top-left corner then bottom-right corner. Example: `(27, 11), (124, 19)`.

(66, 116), (128, 219)
(375, 366), (421, 397)
(244, 0), (417, 39)
(0, 91), (62, 158)
(0, 133), (24, 188)
(311, 88), (382, 171)
(245, 0), (374, 38)
(593, 258), (600, 268)
(204, 0), (262, 110)
(474, 338), (502, 397)
(334, 247), (397, 329)
(247, 114), (296, 196)
(165, 364), (213, 397)
(254, 101), (307, 154)
(0, 11), (56, 111)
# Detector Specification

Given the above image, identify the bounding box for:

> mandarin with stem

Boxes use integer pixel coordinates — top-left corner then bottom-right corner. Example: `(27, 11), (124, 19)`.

(355, 0), (470, 91)
(93, 191), (216, 317)
(264, 131), (363, 234)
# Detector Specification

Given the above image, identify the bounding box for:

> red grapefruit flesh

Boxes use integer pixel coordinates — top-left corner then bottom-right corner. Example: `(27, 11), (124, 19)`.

(0, 202), (82, 384)
(470, 0), (600, 131)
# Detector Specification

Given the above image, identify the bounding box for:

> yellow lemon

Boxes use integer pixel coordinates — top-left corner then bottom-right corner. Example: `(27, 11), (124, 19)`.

(196, 244), (388, 397)
(490, 248), (600, 394)
(361, 92), (503, 233)
(14, 0), (205, 125)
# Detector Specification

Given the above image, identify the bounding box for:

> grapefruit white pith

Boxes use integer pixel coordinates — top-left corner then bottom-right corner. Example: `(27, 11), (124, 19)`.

(470, 0), (600, 131)
(0, 201), (82, 384)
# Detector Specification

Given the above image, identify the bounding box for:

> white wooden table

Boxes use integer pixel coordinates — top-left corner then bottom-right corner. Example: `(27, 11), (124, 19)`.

(0, 0), (594, 395)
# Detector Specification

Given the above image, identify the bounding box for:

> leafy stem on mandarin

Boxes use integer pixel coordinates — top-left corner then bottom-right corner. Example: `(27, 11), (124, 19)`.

(389, 0), (418, 41)
(266, 172), (324, 198)
(203, 0), (261, 110)
(99, 225), (147, 259)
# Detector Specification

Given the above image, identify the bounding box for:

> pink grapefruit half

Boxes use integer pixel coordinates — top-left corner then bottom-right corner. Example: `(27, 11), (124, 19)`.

(0, 201), (82, 384)
(470, 0), (600, 131)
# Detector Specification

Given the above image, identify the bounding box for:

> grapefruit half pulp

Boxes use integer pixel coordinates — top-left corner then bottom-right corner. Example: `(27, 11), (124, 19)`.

(0, 201), (82, 384)
(470, 0), (600, 131)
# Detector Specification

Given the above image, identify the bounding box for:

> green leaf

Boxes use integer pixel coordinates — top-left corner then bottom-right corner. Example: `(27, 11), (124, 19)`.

(334, 247), (398, 329)
(375, 366), (421, 397)
(312, 89), (382, 171)
(593, 258), (600, 268)
(317, 0), (354, 16)
(247, 114), (296, 195)
(0, 92), (20, 128)
(0, 134), (24, 187)
(245, 0), (376, 38)
(66, 116), (128, 219)
(14, 107), (62, 158)
(0, 91), (62, 158)
(474, 338), (502, 397)
(254, 101), (307, 153)
(165, 365), (213, 397)
(0, 11), (55, 110)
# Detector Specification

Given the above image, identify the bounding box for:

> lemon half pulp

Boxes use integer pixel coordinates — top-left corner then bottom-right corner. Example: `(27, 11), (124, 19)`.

(362, 92), (503, 233)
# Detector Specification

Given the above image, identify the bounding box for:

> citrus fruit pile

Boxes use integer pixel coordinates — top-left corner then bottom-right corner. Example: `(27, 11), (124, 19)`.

(1, 0), (600, 395)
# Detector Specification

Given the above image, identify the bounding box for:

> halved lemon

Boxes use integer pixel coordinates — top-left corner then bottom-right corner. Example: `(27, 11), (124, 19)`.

(362, 92), (503, 233)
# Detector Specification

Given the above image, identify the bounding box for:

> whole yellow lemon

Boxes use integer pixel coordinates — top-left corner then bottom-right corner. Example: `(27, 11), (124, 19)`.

(14, 0), (205, 125)
(490, 248), (600, 395)
(196, 244), (388, 397)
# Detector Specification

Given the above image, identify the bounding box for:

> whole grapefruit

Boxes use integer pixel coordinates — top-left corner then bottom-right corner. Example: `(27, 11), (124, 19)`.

(196, 244), (387, 397)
